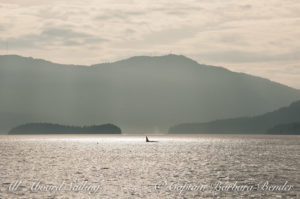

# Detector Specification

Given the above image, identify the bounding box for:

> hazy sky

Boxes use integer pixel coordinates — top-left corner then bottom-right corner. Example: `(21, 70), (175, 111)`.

(0, 0), (300, 88)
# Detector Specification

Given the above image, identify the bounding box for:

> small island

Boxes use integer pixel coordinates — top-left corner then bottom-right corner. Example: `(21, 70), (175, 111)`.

(8, 123), (122, 134)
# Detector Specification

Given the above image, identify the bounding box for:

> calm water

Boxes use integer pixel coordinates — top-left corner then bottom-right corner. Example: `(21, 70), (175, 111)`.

(0, 134), (299, 199)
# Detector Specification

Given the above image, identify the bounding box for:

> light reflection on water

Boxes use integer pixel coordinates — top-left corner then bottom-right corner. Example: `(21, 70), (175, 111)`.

(0, 134), (299, 198)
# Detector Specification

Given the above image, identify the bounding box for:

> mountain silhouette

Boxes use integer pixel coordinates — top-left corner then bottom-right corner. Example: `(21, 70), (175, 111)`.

(1, 54), (300, 134)
(267, 122), (300, 134)
(169, 100), (300, 134)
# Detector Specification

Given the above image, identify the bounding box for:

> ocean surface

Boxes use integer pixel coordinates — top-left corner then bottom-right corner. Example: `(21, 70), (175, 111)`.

(0, 134), (299, 199)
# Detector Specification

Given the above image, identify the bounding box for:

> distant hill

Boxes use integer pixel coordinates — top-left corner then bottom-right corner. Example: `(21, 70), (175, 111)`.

(267, 122), (300, 134)
(169, 100), (300, 134)
(1, 54), (300, 134)
(8, 123), (121, 134)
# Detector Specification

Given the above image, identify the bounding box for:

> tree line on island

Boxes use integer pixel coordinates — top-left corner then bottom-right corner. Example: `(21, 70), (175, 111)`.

(9, 123), (121, 134)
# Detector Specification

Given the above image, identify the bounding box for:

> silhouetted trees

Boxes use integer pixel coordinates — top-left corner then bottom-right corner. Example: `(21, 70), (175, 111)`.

(9, 123), (121, 134)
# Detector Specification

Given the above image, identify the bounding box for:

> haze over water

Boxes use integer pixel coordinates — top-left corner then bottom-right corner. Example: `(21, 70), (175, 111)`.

(0, 134), (299, 198)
